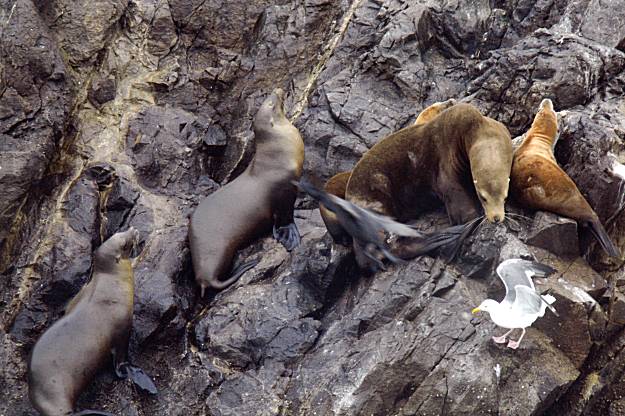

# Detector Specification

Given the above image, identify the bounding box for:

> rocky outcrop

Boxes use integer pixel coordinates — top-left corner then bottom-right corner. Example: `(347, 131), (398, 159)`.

(2, 0), (625, 415)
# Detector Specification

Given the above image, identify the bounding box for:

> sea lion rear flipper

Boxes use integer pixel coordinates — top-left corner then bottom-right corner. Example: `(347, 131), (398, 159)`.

(273, 223), (301, 251)
(205, 259), (260, 292)
(588, 218), (621, 258)
(72, 410), (116, 416)
(116, 362), (158, 395)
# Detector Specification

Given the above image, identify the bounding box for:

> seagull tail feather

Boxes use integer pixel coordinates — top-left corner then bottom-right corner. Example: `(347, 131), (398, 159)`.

(540, 293), (558, 316)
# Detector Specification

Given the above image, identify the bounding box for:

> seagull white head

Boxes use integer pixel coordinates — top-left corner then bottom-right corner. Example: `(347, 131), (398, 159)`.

(472, 299), (499, 315)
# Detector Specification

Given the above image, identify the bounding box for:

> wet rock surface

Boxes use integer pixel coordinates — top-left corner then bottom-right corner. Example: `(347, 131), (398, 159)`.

(1, 0), (625, 415)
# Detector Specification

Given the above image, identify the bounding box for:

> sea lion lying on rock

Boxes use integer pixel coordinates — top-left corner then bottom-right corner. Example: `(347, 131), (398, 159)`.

(511, 98), (620, 258)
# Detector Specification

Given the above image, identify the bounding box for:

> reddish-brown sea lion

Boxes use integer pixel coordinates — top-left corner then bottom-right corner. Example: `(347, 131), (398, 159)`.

(189, 88), (305, 293)
(28, 228), (156, 416)
(511, 98), (620, 258)
(319, 99), (457, 245)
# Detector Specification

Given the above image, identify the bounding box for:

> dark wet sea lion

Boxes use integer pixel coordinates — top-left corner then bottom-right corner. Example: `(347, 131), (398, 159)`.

(319, 99), (457, 245)
(189, 88), (305, 293)
(28, 228), (155, 416)
(511, 98), (620, 258)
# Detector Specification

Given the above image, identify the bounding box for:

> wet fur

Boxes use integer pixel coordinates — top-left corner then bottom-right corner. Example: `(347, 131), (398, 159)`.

(28, 230), (137, 416)
(189, 89), (305, 292)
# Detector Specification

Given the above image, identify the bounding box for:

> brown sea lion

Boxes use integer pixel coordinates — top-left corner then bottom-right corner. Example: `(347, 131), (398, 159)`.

(511, 98), (620, 258)
(319, 99), (457, 245)
(339, 103), (512, 269)
(319, 171), (351, 245)
(28, 228), (155, 416)
(189, 88), (305, 293)
(413, 98), (457, 125)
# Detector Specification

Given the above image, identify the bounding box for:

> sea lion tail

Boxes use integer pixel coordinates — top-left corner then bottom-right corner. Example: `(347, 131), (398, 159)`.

(72, 411), (116, 416)
(209, 259), (260, 290)
(588, 218), (621, 258)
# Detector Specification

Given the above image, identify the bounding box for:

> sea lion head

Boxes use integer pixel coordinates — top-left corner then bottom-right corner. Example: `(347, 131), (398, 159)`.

(531, 98), (558, 139)
(474, 176), (509, 223)
(470, 128), (513, 224)
(95, 227), (139, 268)
(253, 88), (286, 134)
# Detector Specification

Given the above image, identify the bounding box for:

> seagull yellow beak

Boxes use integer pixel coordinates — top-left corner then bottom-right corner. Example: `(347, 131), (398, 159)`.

(471, 307), (481, 314)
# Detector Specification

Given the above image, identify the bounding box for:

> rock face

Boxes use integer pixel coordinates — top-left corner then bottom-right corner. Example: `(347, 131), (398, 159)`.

(1, 1), (625, 415)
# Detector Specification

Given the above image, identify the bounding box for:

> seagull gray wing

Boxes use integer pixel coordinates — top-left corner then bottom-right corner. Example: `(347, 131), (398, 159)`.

(511, 285), (546, 317)
(496, 259), (556, 307)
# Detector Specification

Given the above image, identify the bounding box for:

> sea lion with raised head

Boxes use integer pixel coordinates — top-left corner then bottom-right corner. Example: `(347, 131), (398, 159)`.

(319, 99), (457, 245)
(324, 102), (512, 269)
(511, 98), (620, 258)
(28, 228), (156, 416)
(189, 88), (305, 293)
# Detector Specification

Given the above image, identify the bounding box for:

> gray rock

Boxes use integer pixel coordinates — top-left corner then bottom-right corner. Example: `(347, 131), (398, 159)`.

(524, 211), (580, 258)
(3, 0), (625, 415)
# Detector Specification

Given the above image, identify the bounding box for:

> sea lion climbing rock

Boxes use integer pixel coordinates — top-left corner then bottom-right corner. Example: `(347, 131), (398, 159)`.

(511, 98), (621, 258)
(189, 88), (305, 293)
(28, 228), (154, 416)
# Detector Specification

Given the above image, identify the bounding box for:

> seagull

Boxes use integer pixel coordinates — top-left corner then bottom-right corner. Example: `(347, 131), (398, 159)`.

(471, 259), (559, 349)
(293, 179), (422, 269)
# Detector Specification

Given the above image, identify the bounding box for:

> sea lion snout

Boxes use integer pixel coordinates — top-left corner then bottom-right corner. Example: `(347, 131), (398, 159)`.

(539, 98), (553, 111)
(484, 206), (506, 224)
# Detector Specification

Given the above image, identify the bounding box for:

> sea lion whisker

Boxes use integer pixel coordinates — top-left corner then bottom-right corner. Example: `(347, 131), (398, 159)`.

(506, 212), (532, 221)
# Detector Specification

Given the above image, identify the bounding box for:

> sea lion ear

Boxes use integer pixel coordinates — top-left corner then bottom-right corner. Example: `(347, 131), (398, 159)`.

(473, 179), (478, 185)
(115, 254), (121, 263)
(270, 117), (274, 127)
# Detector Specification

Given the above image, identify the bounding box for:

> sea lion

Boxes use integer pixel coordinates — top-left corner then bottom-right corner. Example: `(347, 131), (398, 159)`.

(319, 99), (457, 245)
(189, 88), (305, 293)
(319, 171), (351, 245)
(28, 228), (156, 416)
(413, 98), (457, 125)
(511, 98), (620, 258)
(338, 103), (512, 269)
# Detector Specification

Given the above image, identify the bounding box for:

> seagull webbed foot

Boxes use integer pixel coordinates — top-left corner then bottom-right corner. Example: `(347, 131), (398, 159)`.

(507, 340), (520, 349)
(492, 328), (514, 344)
(492, 335), (508, 344)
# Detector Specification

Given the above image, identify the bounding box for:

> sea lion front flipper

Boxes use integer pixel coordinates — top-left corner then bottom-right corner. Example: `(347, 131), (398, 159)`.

(116, 362), (158, 395)
(273, 223), (301, 251)
(72, 410), (116, 416)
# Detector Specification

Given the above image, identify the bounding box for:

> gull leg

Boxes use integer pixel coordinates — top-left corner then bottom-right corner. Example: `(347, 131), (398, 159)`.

(492, 328), (515, 344)
(507, 328), (526, 349)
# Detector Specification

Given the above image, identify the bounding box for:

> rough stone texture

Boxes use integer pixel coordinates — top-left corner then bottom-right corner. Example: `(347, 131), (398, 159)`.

(524, 211), (580, 258)
(0, 0), (74, 261)
(2, 0), (625, 415)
